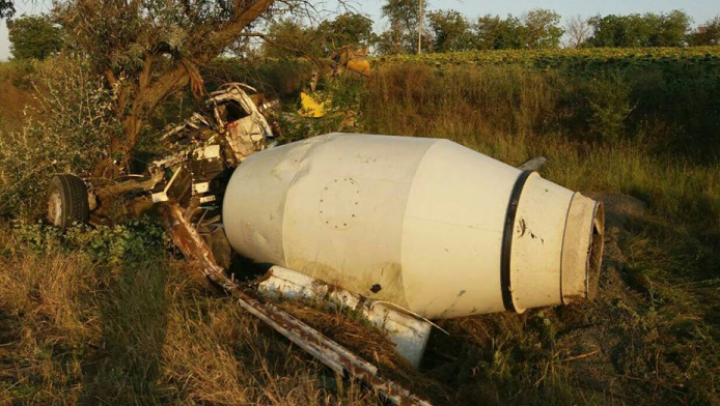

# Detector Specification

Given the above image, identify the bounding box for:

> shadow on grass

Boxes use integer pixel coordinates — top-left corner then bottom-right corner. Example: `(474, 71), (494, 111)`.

(80, 259), (169, 405)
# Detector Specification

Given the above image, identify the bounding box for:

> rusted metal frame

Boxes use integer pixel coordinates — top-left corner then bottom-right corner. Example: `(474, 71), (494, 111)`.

(161, 202), (434, 406)
(232, 288), (434, 406)
(94, 171), (163, 199)
(183, 196), (202, 221)
(160, 113), (212, 144)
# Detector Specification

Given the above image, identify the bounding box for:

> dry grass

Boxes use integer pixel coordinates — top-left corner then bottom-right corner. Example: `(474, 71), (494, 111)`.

(0, 61), (36, 134)
(0, 230), (375, 406)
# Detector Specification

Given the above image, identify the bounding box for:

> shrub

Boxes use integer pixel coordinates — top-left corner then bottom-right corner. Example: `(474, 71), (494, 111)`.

(12, 218), (168, 265)
(583, 73), (635, 143)
(0, 54), (121, 219)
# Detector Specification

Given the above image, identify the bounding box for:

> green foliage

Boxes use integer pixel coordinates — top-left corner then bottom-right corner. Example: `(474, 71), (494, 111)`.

(522, 9), (564, 49)
(375, 6), (563, 54)
(378, 0), (428, 54)
(317, 13), (374, 49)
(367, 50), (720, 161)
(689, 15), (720, 46)
(474, 14), (525, 50)
(12, 218), (168, 265)
(54, 0), (200, 75)
(262, 13), (373, 59)
(427, 10), (473, 52)
(583, 74), (635, 142)
(0, 55), (121, 218)
(588, 11), (692, 48)
(276, 76), (365, 143)
(8, 14), (64, 60)
(262, 19), (319, 59)
(373, 28), (407, 55)
(372, 46), (720, 69)
(372, 8), (711, 55)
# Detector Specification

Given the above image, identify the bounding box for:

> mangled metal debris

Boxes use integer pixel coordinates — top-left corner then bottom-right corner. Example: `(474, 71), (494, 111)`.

(258, 265), (435, 368)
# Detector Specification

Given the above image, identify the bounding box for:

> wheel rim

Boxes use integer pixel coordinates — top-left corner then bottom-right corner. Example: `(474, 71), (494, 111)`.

(48, 189), (63, 226)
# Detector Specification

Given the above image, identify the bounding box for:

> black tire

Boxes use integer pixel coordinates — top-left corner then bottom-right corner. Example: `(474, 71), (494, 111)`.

(47, 174), (90, 229)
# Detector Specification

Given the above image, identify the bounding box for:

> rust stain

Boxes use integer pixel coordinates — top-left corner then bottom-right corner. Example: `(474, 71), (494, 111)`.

(289, 259), (409, 308)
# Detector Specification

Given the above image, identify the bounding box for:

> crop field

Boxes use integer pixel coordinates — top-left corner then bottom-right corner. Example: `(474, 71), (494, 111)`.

(1, 46), (720, 406)
(372, 46), (720, 68)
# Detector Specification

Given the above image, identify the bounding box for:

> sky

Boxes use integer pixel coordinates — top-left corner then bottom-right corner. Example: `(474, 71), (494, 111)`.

(2, 0), (720, 60)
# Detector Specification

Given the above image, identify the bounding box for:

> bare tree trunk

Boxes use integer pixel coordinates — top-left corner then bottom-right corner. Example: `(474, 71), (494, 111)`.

(93, 67), (190, 177)
(417, 0), (423, 54)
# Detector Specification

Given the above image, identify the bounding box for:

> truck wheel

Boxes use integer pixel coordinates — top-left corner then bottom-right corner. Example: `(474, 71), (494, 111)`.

(47, 174), (90, 229)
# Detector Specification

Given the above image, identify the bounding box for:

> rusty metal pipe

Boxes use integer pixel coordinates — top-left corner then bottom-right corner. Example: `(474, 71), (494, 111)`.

(161, 202), (434, 406)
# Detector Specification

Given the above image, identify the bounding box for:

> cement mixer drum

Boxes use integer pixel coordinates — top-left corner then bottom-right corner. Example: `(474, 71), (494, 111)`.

(223, 133), (604, 319)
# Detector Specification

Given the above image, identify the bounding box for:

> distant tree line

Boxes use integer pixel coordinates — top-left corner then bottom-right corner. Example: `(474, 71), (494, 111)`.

(6, 4), (720, 61)
(392, 7), (720, 53)
(256, 6), (720, 58)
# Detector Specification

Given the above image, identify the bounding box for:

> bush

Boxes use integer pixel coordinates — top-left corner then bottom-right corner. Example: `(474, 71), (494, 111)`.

(11, 218), (168, 265)
(583, 74), (635, 143)
(0, 55), (121, 219)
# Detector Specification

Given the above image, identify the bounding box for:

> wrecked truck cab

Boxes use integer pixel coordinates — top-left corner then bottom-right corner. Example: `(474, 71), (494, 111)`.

(46, 83), (275, 230)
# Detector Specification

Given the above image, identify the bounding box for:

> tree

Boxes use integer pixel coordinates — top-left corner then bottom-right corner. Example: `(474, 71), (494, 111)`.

(589, 14), (647, 47)
(53, 0), (295, 175)
(566, 15), (592, 48)
(261, 19), (322, 59)
(380, 0), (427, 54)
(317, 12), (374, 50)
(649, 10), (691, 47)
(588, 11), (691, 48)
(0, 0), (13, 18)
(427, 10), (472, 52)
(374, 28), (406, 54)
(520, 9), (563, 49)
(689, 15), (720, 45)
(8, 14), (64, 60)
(474, 14), (523, 50)
(259, 12), (373, 88)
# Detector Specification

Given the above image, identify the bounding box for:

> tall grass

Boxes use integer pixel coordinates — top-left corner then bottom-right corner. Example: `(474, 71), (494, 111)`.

(0, 225), (374, 405)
